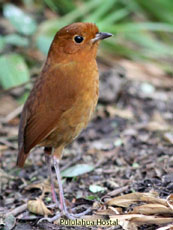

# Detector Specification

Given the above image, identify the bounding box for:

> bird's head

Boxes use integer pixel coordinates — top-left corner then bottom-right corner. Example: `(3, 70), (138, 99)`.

(48, 22), (112, 62)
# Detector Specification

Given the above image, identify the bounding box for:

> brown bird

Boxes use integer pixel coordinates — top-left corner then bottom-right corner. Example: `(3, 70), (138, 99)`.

(17, 22), (112, 220)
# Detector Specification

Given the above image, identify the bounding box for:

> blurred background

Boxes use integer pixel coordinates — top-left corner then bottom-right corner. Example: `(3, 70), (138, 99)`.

(0, 0), (173, 98)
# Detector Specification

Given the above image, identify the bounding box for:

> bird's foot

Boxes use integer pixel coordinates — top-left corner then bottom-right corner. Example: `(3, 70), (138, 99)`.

(37, 157), (91, 224)
(37, 206), (91, 223)
(37, 212), (61, 224)
(63, 206), (91, 219)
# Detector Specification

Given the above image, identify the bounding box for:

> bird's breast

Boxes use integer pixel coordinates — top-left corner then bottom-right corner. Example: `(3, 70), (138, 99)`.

(42, 61), (99, 148)
(59, 71), (99, 142)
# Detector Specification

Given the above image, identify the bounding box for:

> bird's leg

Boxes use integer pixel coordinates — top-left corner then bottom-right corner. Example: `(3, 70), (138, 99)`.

(53, 156), (68, 214)
(44, 148), (59, 207)
(38, 155), (91, 223)
(53, 156), (91, 219)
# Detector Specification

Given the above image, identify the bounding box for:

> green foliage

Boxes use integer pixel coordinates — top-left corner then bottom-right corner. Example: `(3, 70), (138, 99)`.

(0, 37), (5, 52)
(136, 0), (173, 23)
(86, 195), (100, 201)
(0, 54), (30, 89)
(3, 4), (37, 35)
(35, 0), (173, 63)
(4, 34), (29, 47)
(44, 0), (75, 13)
(17, 91), (30, 104)
(1, 0), (173, 91)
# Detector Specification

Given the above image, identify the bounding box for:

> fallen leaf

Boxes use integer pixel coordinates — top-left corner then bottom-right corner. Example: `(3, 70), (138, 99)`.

(167, 194), (173, 210)
(106, 106), (134, 120)
(163, 132), (173, 144)
(114, 138), (123, 147)
(89, 185), (106, 193)
(110, 214), (173, 227)
(140, 82), (155, 94)
(157, 224), (173, 230)
(61, 164), (94, 178)
(145, 112), (170, 132)
(25, 180), (51, 193)
(2, 215), (16, 230)
(27, 198), (52, 216)
(129, 203), (173, 215)
(96, 206), (122, 216)
(106, 192), (167, 207)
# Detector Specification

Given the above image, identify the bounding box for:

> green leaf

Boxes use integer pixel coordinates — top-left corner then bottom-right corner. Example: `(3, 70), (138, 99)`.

(114, 138), (123, 147)
(22, 0), (35, 8)
(36, 35), (53, 55)
(3, 4), (37, 35)
(61, 164), (94, 178)
(44, 0), (59, 11)
(44, 0), (75, 13)
(0, 53), (30, 89)
(0, 36), (5, 52)
(136, 0), (173, 23)
(5, 34), (29, 47)
(2, 214), (16, 230)
(132, 162), (140, 168)
(86, 195), (99, 201)
(98, 9), (129, 27)
(126, 32), (173, 57)
(89, 185), (106, 193)
(17, 91), (30, 104)
(85, 0), (116, 22)
(107, 22), (173, 33)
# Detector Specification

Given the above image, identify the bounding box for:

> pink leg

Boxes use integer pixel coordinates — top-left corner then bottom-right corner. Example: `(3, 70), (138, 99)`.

(53, 156), (68, 213)
(38, 155), (91, 223)
(45, 153), (59, 206)
(53, 156), (91, 219)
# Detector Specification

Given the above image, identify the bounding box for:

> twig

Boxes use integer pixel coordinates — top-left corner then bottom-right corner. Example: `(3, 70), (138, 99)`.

(5, 204), (27, 217)
(101, 185), (129, 202)
(0, 138), (17, 149)
(107, 185), (129, 197)
(0, 79), (35, 96)
(60, 154), (82, 171)
(2, 105), (23, 123)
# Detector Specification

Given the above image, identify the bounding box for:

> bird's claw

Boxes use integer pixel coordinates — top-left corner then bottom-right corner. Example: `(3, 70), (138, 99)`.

(37, 207), (91, 224)
(37, 212), (61, 224)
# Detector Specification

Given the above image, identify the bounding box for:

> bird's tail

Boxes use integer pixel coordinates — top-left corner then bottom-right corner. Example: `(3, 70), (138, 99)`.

(16, 146), (28, 168)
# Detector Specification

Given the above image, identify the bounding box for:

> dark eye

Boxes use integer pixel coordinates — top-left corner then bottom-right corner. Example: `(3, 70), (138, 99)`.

(74, 35), (84, 43)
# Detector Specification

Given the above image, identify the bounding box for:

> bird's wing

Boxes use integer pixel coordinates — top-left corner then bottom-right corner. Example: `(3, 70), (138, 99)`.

(18, 62), (78, 164)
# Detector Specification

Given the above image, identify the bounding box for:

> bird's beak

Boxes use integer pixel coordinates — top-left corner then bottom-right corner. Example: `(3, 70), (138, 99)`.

(92, 32), (112, 43)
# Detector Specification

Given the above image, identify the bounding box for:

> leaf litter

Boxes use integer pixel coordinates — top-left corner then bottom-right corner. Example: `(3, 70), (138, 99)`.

(1, 60), (173, 230)
(78, 192), (173, 229)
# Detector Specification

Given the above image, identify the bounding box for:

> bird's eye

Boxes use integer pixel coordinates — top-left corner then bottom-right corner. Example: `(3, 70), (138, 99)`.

(74, 35), (84, 43)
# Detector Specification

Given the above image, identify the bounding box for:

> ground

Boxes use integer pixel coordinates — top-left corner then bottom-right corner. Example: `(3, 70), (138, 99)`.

(1, 61), (173, 230)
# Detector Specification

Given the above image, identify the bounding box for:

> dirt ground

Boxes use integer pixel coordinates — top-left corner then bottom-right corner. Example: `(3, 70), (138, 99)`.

(1, 62), (173, 230)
